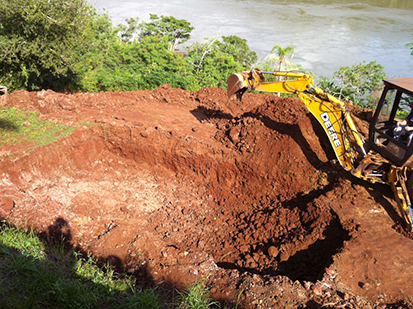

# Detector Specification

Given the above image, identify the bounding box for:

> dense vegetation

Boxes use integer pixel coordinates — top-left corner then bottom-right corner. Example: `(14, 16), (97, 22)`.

(317, 61), (386, 108)
(1, 0), (410, 109)
(0, 0), (256, 93)
(0, 0), (94, 91)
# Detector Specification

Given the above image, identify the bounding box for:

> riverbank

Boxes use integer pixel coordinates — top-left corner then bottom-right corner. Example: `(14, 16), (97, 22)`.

(90, 0), (413, 78)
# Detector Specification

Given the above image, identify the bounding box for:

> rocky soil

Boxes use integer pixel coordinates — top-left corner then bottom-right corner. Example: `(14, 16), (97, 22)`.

(1, 85), (413, 308)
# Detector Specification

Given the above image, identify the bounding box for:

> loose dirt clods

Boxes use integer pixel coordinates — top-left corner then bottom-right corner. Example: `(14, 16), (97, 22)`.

(1, 85), (413, 308)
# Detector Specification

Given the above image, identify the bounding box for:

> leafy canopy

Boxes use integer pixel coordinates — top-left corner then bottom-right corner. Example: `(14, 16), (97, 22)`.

(139, 14), (194, 51)
(0, 1), (276, 94)
(0, 0), (95, 91)
(186, 35), (257, 89)
(318, 61), (386, 108)
(78, 35), (197, 92)
(76, 13), (198, 92)
(270, 45), (295, 71)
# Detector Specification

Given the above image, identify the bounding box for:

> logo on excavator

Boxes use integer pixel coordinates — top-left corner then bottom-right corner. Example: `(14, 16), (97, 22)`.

(321, 112), (341, 148)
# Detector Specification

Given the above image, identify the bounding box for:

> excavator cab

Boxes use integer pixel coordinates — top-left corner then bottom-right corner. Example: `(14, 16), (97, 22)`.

(369, 78), (413, 167)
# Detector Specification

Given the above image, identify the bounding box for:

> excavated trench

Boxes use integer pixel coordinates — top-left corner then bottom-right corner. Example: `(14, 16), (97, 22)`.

(9, 87), (413, 307)
(98, 95), (352, 284)
(2, 119), (350, 284)
(0, 89), (347, 284)
(215, 198), (350, 282)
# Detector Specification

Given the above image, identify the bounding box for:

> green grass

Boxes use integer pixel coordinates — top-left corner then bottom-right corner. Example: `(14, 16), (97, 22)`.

(0, 107), (75, 148)
(0, 222), (222, 309)
(0, 223), (162, 309)
(177, 280), (218, 309)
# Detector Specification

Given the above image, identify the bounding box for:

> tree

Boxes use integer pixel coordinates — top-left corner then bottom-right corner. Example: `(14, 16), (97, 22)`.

(117, 17), (140, 43)
(270, 45), (295, 71)
(219, 35), (257, 68)
(263, 45), (295, 95)
(77, 13), (200, 92)
(0, 4), (257, 93)
(185, 35), (257, 89)
(0, 0), (95, 91)
(139, 14), (194, 51)
(78, 35), (197, 92)
(318, 61), (386, 108)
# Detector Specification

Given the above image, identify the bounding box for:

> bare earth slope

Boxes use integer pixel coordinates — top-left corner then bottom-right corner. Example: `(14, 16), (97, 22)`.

(1, 86), (413, 308)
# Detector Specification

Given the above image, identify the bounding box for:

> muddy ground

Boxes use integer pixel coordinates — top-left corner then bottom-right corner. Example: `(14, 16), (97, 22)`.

(1, 85), (413, 308)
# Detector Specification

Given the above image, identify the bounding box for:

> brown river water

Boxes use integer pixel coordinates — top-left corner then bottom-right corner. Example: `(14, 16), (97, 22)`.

(89, 0), (413, 78)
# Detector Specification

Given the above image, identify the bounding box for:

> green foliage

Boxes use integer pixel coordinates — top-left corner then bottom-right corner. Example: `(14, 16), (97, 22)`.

(118, 17), (140, 43)
(259, 47), (304, 80)
(270, 45), (295, 71)
(0, 2), (257, 93)
(76, 13), (199, 92)
(220, 35), (258, 68)
(78, 35), (197, 92)
(4, 2), (392, 100)
(125, 288), (163, 309)
(140, 14), (194, 51)
(81, 28), (257, 92)
(317, 61), (386, 108)
(0, 0), (95, 91)
(186, 35), (257, 89)
(0, 224), (45, 260)
(0, 222), (223, 309)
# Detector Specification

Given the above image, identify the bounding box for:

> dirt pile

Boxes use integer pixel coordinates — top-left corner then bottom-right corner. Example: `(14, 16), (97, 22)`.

(1, 85), (413, 308)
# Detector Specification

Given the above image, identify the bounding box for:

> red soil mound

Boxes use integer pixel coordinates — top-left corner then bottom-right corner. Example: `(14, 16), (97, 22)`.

(1, 85), (413, 308)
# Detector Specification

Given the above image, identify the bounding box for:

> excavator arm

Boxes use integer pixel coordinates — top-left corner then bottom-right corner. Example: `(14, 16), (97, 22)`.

(228, 69), (366, 171)
(228, 69), (413, 230)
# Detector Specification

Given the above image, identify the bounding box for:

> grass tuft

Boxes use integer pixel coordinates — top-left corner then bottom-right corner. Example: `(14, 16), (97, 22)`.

(0, 107), (75, 148)
(0, 224), (46, 260)
(177, 280), (218, 309)
(0, 222), (162, 308)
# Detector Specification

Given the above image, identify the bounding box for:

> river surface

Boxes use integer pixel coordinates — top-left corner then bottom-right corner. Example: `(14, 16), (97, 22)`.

(88, 0), (413, 78)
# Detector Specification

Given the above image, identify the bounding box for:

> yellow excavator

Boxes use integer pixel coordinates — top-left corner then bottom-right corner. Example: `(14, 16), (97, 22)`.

(227, 69), (413, 230)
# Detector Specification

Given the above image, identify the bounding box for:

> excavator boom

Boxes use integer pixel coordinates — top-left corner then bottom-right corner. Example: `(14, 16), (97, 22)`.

(227, 69), (413, 230)
(228, 69), (366, 171)
(227, 70), (313, 99)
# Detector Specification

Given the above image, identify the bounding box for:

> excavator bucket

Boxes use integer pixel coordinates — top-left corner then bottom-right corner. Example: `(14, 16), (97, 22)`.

(227, 72), (249, 101)
(227, 69), (265, 101)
